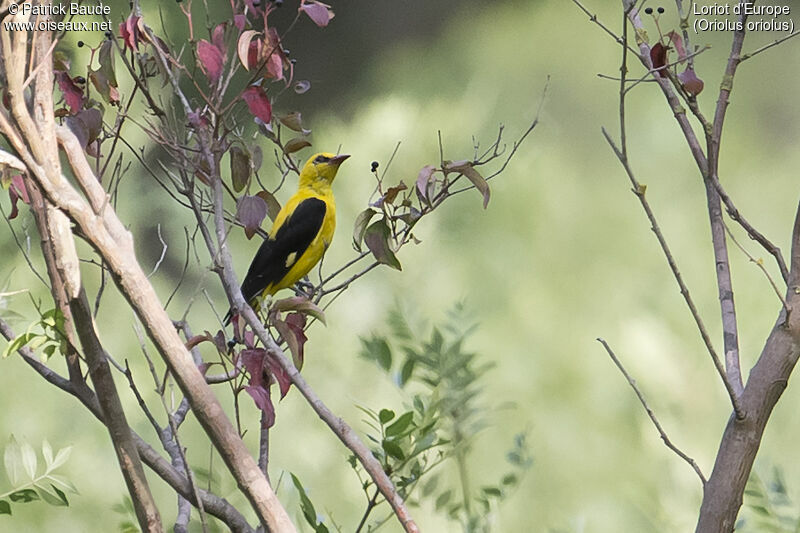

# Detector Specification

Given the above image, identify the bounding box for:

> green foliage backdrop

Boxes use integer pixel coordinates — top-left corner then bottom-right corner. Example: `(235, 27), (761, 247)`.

(2, 0), (800, 531)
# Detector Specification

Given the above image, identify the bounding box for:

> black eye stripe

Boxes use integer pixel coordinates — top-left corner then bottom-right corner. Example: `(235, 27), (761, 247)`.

(314, 155), (330, 164)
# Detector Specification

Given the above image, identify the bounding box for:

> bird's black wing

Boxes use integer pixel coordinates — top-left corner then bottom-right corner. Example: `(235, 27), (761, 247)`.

(239, 197), (327, 305)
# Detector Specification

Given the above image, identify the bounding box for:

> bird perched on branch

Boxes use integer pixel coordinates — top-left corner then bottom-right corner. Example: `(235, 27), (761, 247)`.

(225, 152), (349, 325)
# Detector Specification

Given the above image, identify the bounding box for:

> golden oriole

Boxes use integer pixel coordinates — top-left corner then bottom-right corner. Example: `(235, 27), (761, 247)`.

(225, 152), (349, 324)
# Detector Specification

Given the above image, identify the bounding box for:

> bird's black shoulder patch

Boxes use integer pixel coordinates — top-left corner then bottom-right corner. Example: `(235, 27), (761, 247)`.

(237, 197), (327, 306)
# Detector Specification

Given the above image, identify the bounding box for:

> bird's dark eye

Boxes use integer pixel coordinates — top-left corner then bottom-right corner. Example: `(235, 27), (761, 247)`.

(314, 155), (330, 164)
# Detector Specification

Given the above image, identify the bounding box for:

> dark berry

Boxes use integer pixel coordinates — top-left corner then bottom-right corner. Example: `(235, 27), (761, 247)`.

(74, 76), (86, 84)
(371, 161), (379, 172)
(645, 7), (653, 14)
(657, 6), (665, 13)
(104, 30), (111, 38)
(77, 40), (84, 47)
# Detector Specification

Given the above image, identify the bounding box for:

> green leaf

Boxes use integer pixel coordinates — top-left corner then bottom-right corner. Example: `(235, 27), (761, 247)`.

(283, 137), (312, 154)
(42, 440), (53, 469)
(501, 474), (518, 487)
(230, 146), (251, 193)
(20, 440), (37, 479)
(361, 336), (392, 371)
(3, 331), (38, 358)
(256, 190), (282, 222)
(399, 357), (415, 386)
(49, 445), (72, 471)
(352, 208), (377, 252)
(385, 412), (414, 437)
(290, 473), (318, 528)
(363, 219), (402, 271)
(47, 474), (79, 494)
(36, 484), (69, 506)
(0, 500), (10, 515)
(435, 489), (452, 511)
(8, 489), (38, 503)
(481, 486), (503, 497)
(382, 440), (405, 461)
(378, 409), (395, 424)
(4, 434), (22, 485)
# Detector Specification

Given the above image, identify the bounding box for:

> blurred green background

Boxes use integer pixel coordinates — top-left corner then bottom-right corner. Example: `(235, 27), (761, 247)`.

(3, 0), (800, 531)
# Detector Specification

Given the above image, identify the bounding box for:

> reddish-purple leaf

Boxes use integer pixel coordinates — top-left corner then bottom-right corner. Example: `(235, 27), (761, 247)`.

(445, 161), (490, 208)
(185, 333), (213, 351)
(197, 40), (224, 84)
(263, 29), (286, 81)
(66, 108), (103, 151)
(299, 1), (335, 27)
(119, 15), (141, 51)
(666, 31), (687, 62)
(7, 175), (28, 220)
(265, 356), (292, 399)
(416, 165), (436, 203)
(650, 42), (668, 78)
(234, 14), (247, 32)
(272, 296), (325, 324)
(212, 330), (228, 355)
(10, 174), (28, 205)
(246, 385), (275, 427)
(678, 68), (705, 96)
(241, 86), (272, 123)
(55, 72), (84, 114)
(241, 347), (277, 425)
(237, 194), (267, 239)
(212, 23), (227, 56)
(187, 109), (210, 130)
(364, 219), (402, 271)
(272, 313), (308, 370)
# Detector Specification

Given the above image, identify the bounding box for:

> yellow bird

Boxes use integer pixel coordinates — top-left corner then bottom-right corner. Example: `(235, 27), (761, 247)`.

(225, 152), (349, 324)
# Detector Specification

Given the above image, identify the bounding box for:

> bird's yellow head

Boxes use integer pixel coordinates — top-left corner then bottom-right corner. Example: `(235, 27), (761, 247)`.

(298, 152), (350, 190)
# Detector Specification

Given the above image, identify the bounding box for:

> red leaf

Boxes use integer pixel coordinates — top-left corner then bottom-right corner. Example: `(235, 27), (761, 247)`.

(266, 356), (292, 399)
(10, 174), (29, 204)
(650, 42), (668, 78)
(119, 15), (141, 51)
(245, 385), (275, 427)
(236, 194), (267, 239)
(263, 29), (287, 80)
(197, 40), (224, 84)
(55, 72), (84, 114)
(241, 348), (277, 426)
(299, 1), (335, 27)
(212, 23), (227, 56)
(241, 86), (272, 123)
(7, 175), (28, 220)
(234, 14), (247, 32)
(678, 68), (705, 96)
(666, 31), (687, 62)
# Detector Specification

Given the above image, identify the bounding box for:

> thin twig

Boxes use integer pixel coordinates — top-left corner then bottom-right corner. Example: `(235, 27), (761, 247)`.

(597, 338), (707, 484)
(723, 222), (788, 312)
(601, 128), (743, 419)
